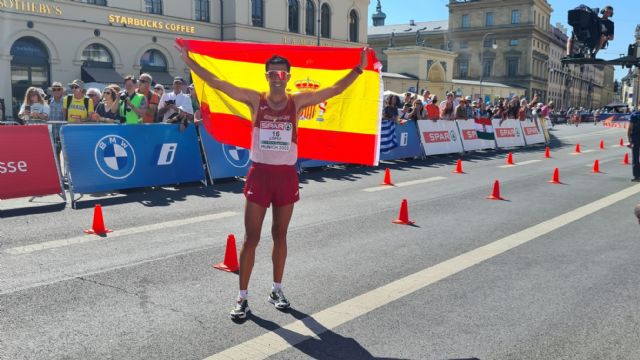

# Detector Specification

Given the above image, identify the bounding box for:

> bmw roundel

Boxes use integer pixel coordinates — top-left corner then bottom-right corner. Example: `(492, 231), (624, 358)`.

(94, 135), (136, 179)
(222, 144), (250, 168)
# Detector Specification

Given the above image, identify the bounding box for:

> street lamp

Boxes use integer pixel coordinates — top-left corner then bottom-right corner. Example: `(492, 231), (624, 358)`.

(480, 32), (497, 103)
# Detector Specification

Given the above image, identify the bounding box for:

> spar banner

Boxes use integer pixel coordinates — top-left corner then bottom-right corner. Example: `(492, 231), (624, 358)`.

(491, 118), (526, 148)
(61, 124), (205, 193)
(182, 39), (383, 166)
(0, 125), (62, 199)
(417, 120), (463, 155)
(380, 120), (423, 160)
(520, 118), (545, 145)
(199, 124), (252, 179)
(456, 118), (496, 152)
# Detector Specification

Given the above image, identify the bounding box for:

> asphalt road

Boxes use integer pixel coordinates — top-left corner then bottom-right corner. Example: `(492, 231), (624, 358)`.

(1, 123), (639, 360)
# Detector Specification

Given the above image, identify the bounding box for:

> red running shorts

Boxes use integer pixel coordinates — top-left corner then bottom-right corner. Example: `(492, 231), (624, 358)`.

(244, 163), (299, 208)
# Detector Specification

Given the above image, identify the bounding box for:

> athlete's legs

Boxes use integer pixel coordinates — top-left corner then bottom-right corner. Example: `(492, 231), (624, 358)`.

(271, 203), (294, 283)
(239, 200), (268, 291)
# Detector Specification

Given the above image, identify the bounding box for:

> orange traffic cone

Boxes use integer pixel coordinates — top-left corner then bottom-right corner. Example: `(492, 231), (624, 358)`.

(381, 168), (393, 185)
(544, 146), (551, 159)
(487, 180), (505, 200)
(599, 139), (605, 150)
(454, 159), (465, 174)
(620, 138), (625, 147)
(574, 143), (581, 154)
(84, 204), (112, 235)
(592, 160), (601, 173)
(548, 168), (562, 184)
(506, 152), (514, 165)
(623, 153), (630, 165)
(392, 199), (414, 225)
(214, 234), (240, 272)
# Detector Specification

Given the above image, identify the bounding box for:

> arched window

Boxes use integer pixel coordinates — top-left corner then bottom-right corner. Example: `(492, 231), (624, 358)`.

(251, 0), (264, 27)
(81, 44), (113, 65)
(10, 37), (50, 116)
(288, 0), (299, 33)
(305, 0), (315, 36)
(140, 49), (167, 71)
(195, 0), (209, 22)
(349, 9), (359, 43)
(320, 3), (331, 38)
(145, 0), (162, 14)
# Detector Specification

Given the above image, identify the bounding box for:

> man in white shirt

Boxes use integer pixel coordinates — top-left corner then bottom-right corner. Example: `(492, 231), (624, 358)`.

(158, 76), (194, 122)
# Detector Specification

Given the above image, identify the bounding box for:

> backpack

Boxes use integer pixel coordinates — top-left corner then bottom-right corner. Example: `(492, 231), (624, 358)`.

(65, 95), (90, 121)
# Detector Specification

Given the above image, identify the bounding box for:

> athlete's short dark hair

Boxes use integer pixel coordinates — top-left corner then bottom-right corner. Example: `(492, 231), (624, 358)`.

(265, 55), (291, 72)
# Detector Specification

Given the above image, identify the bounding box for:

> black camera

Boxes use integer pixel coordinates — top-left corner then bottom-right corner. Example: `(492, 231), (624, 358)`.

(165, 99), (175, 105)
(119, 91), (128, 101)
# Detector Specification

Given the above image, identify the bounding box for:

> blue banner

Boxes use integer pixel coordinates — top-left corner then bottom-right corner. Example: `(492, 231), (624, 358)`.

(199, 125), (252, 179)
(380, 120), (423, 161)
(61, 124), (205, 193)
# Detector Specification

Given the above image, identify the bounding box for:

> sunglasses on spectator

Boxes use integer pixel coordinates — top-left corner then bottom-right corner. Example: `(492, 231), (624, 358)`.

(139, 79), (149, 84)
(52, 87), (63, 91)
(70, 85), (80, 90)
(89, 93), (100, 98)
(266, 71), (289, 80)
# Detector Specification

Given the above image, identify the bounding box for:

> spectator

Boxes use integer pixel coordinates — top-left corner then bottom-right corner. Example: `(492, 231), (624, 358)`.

(48, 82), (65, 121)
(422, 90), (431, 105)
(119, 75), (147, 124)
(403, 92), (413, 108)
(506, 96), (521, 118)
(454, 97), (468, 119)
(188, 83), (202, 123)
(63, 80), (94, 123)
(518, 98), (530, 120)
(425, 95), (440, 120)
(382, 95), (399, 122)
(154, 84), (165, 98)
(91, 85), (124, 123)
(166, 105), (194, 132)
(440, 93), (456, 120)
(137, 73), (160, 123)
(86, 88), (102, 110)
(158, 77), (193, 123)
(18, 86), (50, 123)
(627, 112), (640, 181)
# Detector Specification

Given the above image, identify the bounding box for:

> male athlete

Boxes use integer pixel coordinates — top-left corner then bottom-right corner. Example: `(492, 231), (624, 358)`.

(176, 41), (369, 320)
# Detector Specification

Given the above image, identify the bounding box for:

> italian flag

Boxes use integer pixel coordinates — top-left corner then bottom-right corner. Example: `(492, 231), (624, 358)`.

(475, 117), (495, 140)
(181, 39), (383, 166)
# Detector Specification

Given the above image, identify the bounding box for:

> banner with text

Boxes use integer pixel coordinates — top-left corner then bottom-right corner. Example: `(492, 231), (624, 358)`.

(61, 124), (205, 193)
(491, 118), (526, 148)
(455, 118), (496, 152)
(520, 118), (545, 145)
(417, 120), (464, 155)
(380, 120), (423, 160)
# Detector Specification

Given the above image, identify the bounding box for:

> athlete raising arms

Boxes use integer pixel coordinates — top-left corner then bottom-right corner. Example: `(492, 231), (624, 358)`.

(176, 41), (370, 320)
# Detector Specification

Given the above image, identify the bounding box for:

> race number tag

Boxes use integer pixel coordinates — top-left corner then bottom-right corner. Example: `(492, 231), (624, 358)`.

(259, 121), (293, 151)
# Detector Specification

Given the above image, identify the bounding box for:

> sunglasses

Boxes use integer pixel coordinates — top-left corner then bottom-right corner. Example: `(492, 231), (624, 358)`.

(52, 88), (63, 91)
(266, 71), (289, 81)
(70, 85), (80, 90)
(139, 79), (149, 84)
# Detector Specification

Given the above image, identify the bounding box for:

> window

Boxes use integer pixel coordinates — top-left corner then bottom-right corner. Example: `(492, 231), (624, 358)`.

(349, 9), (359, 42)
(485, 12), (493, 26)
(458, 60), (469, 78)
(320, 3), (331, 38)
(459, 41), (468, 49)
(509, 39), (519, 46)
(483, 39), (495, 48)
(252, 0), (264, 27)
(195, 0), (209, 22)
(483, 59), (493, 77)
(511, 9), (520, 24)
(461, 14), (470, 28)
(145, 0), (162, 14)
(507, 58), (518, 76)
(305, 0), (315, 36)
(81, 44), (113, 64)
(288, 0), (299, 33)
(87, 0), (107, 5)
(140, 49), (167, 71)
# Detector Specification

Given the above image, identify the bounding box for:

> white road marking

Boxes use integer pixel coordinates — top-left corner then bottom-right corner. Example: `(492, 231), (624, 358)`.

(205, 184), (640, 360)
(3, 211), (238, 255)
(498, 159), (542, 168)
(556, 128), (620, 141)
(363, 176), (447, 192)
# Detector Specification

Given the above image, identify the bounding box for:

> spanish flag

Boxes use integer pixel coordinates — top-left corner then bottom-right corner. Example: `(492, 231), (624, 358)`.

(182, 39), (382, 166)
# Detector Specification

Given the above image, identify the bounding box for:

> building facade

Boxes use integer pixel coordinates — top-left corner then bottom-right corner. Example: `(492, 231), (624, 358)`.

(1, 0), (369, 118)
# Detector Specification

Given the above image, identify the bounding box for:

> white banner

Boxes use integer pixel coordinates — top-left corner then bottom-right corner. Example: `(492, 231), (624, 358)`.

(417, 120), (464, 155)
(520, 118), (545, 145)
(456, 118), (496, 151)
(491, 118), (526, 148)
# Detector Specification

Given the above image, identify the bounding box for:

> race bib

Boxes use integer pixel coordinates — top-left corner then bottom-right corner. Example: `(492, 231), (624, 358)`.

(259, 121), (293, 152)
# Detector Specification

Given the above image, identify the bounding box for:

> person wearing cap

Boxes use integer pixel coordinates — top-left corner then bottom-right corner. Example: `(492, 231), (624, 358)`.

(627, 112), (640, 181)
(158, 76), (193, 123)
(63, 79), (94, 123)
(425, 95), (440, 121)
(119, 75), (147, 124)
(137, 73), (160, 124)
(48, 82), (66, 121)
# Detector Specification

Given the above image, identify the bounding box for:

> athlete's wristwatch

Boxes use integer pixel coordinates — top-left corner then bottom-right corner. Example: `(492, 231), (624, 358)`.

(353, 66), (363, 75)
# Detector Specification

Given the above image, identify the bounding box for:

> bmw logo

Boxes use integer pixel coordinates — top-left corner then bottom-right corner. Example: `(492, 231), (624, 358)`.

(222, 144), (250, 168)
(94, 135), (136, 179)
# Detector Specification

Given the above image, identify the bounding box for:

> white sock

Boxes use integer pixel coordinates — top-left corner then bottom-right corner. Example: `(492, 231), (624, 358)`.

(238, 290), (248, 300)
(272, 283), (282, 291)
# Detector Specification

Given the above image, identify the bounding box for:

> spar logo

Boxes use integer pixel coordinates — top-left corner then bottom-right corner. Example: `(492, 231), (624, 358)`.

(94, 135), (136, 179)
(222, 144), (250, 168)
(496, 128), (516, 138)
(462, 129), (478, 140)
(523, 126), (539, 136)
(424, 131), (451, 143)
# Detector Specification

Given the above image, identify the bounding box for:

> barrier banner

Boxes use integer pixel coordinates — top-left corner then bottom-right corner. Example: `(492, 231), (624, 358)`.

(520, 118), (545, 145)
(61, 124), (205, 193)
(380, 120), (423, 160)
(491, 118), (525, 148)
(601, 113), (630, 128)
(417, 120), (463, 155)
(456, 118), (496, 152)
(199, 125), (252, 179)
(0, 125), (62, 199)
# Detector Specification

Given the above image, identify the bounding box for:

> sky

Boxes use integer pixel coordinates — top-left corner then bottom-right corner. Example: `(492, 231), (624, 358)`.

(367, 0), (636, 81)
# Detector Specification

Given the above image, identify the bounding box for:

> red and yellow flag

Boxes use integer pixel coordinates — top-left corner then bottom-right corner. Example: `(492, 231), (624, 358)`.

(183, 40), (382, 166)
